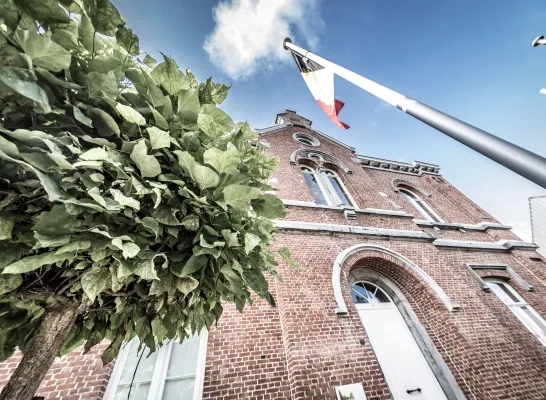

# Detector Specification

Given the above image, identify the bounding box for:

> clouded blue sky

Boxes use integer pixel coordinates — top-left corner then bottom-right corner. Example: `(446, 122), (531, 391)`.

(114, 0), (546, 240)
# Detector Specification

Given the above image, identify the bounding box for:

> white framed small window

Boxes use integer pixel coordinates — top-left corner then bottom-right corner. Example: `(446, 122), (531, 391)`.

(485, 279), (546, 346)
(103, 331), (208, 400)
(399, 188), (442, 222)
(301, 167), (356, 208)
(293, 132), (319, 147)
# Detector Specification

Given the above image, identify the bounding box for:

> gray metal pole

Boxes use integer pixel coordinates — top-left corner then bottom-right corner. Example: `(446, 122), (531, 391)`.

(283, 38), (546, 189)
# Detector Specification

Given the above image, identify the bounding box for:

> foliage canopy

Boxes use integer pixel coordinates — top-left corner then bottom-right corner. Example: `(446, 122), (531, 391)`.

(0, 0), (290, 365)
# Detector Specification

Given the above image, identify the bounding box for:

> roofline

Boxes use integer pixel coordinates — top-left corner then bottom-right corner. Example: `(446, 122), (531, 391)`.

(256, 124), (356, 153)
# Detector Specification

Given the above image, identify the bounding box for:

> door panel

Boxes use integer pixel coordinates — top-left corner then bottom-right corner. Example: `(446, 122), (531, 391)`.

(357, 306), (447, 400)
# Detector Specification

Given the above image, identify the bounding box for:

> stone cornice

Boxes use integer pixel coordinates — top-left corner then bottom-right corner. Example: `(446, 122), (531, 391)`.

(353, 155), (441, 176)
(282, 199), (415, 218)
(413, 219), (512, 231)
(274, 220), (435, 241)
(432, 239), (538, 252)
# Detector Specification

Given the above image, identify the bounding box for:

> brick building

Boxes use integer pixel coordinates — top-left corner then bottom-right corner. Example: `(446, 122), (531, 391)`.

(2, 110), (546, 399)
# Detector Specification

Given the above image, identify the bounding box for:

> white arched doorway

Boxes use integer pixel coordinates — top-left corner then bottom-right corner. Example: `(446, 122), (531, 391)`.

(352, 279), (448, 400)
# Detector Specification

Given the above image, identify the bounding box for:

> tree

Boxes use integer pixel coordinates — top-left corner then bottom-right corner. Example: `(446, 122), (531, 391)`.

(0, 1), (295, 398)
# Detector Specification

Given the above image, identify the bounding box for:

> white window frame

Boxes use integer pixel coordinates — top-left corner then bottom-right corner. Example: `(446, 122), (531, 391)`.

(399, 188), (443, 222)
(301, 167), (357, 208)
(485, 279), (546, 346)
(293, 132), (320, 147)
(319, 168), (357, 208)
(103, 330), (208, 400)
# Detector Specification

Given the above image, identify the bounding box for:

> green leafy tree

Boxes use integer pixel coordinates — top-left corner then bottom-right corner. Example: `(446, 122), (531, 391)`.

(0, 1), (293, 398)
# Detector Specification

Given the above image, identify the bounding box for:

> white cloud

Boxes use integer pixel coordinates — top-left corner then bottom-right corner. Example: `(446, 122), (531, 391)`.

(204, 0), (324, 79)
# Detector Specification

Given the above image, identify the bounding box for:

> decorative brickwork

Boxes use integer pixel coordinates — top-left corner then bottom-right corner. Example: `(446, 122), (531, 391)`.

(1, 111), (546, 399)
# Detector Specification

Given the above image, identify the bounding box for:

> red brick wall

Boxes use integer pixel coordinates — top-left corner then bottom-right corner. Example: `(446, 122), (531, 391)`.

(1, 116), (545, 399)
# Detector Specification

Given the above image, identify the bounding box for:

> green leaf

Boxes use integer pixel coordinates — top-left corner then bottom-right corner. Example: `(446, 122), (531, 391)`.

(72, 106), (93, 127)
(35, 68), (82, 90)
(151, 107), (168, 129)
(147, 127), (170, 150)
(110, 189), (140, 210)
(172, 255), (207, 277)
(2, 252), (75, 274)
(278, 247), (304, 270)
(81, 267), (109, 303)
(15, 29), (71, 72)
(193, 165), (219, 190)
(0, 136), (19, 157)
(121, 242), (140, 259)
(14, 0), (71, 24)
(0, 67), (50, 113)
(32, 205), (78, 236)
(101, 333), (123, 365)
(0, 213), (14, 241)
(134, 259), (159, 280)
(130, 140), (161, 178)
(177, 89), (200, 124)
(80, 148), (109, 161)
(223, 185), (261, 211)
(116, 26), (140, 56)
(203, 143), (240, 175)
(152, 207), (181, 226)
(84, 0), (125, 36)
(176, 276), (199, 295)
(116, 103), (146, 126)
(0, 274), (22, 295)
(252, 194), (286, 219)
(87, 71), (119, 99)
(143, 54), (157, 68)
(87, 108), (120, 137)
(221, 230), (239, 248)
(151, 316), (168, 342)
(54, 240), (91, 255)
(137, 216), (160, 237)
(197, 104), (233, 137)
(199, 234), (224, 249)
(150, 55), (189, 95)
(181, 215), (200, 231)
(174, 150), (196, 175)
(244, 233), (260, 254)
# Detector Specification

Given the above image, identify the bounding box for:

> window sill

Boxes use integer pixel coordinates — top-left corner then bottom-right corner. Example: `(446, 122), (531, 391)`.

(282, 199), (415, 218)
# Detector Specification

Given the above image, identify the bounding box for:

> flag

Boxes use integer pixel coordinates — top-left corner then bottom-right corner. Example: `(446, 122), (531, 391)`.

(290, 49), (349, 129)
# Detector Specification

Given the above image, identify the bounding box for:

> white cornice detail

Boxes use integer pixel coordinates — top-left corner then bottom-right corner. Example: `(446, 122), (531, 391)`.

(432, 239), (538, 251)
(281, 199), (415, 218)
(354, 155), (441, 176)
(413, 219), (512, 231)
(274, 220), (434, 241)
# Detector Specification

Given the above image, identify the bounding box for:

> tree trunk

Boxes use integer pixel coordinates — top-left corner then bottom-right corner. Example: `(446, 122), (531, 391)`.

(0, 307), (79, 400)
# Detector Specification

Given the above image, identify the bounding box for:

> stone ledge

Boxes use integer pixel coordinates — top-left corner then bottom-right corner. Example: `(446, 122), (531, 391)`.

(282, 199), (415, 218)
(275, 220), (435, 241)
(432, 239), (538, 252)
(413, 219), (512, 231)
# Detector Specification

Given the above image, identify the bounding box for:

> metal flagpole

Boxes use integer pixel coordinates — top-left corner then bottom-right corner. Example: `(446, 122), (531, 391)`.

(283, 38), (546, 189)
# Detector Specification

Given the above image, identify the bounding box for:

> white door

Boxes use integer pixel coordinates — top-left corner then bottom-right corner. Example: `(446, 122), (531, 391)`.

(352, 282), (447, 400)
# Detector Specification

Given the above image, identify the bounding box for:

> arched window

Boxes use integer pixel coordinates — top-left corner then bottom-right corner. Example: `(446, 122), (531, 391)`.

(399, 187), (442, 222)
(485, 279), (546, 345)
(351, 281), (390, 305)
(301, 167), (328, 205)
(293, 132), (320, 147)
(301, 167), (355, 207)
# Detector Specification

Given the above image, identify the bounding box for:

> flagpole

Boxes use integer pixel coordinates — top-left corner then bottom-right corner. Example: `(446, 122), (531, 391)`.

(283, 38), (546, 190)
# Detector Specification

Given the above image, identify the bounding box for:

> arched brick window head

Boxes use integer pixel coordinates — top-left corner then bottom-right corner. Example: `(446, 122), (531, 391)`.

(399, 187), (442, 223)
(301, 167), (356, 207)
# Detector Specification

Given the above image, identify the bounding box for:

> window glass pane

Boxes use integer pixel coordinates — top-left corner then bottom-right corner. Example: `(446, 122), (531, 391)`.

(303, 173), (328, 205)
(167, 336), (200, 378)
(351, 283), (369, 304)
(114, 383), (151, 400)
(520, 307), (546, 333)
(415, 200), (440, 222)
(327, 176), (352, 206)
(162, 379), (195, 400)
(497, 283), (520, 303)
(363, 283), (390, 304)
(114, 341), (157, 399)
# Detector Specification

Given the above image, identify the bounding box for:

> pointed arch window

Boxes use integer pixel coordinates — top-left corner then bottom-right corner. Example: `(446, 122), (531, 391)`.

(301, 167), (356, 207)
(399, 187), (442, 222)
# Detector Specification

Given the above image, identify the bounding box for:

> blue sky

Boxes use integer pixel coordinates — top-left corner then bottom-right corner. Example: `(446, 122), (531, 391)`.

(114, 0), (546, 240)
